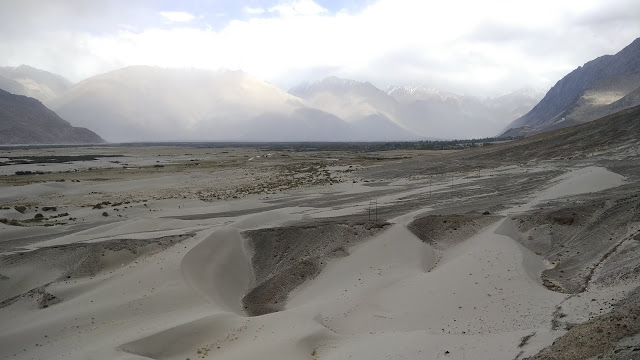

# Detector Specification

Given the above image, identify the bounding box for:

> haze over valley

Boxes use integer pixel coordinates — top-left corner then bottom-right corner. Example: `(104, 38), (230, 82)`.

(1, 64), (548, 142)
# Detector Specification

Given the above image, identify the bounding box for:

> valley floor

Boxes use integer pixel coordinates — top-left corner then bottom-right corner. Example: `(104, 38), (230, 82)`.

(0, 144), (639, 360)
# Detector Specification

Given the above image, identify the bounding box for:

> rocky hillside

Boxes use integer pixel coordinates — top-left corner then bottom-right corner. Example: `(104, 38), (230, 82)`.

(478, 104), (640, 161)
(503, 37), (640, 137)
(0, 89), (104, 144)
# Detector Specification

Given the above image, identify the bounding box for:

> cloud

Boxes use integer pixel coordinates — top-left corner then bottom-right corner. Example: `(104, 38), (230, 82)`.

(0, 0), (639, 96)
(159, 11), (196, 23)
(243, 6), (266, 15)
(269, 0), (328, 16)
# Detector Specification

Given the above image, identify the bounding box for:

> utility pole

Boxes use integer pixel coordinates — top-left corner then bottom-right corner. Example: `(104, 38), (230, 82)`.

(368, 198), (378, 221)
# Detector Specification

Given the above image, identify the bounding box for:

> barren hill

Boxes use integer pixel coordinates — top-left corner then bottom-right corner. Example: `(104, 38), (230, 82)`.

(0, 89), (104, 144)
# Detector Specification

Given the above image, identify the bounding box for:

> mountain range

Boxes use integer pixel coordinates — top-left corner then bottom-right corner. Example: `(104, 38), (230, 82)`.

(1, 36), (638, 144)
(49, 67), (545, 142)
(290, 77), (544, 140)
(0, 66), (542, 143)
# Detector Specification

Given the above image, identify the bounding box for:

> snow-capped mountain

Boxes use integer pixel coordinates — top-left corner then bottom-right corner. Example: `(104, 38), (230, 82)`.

(386, 85), (462, 103)
(290, 76), (421, 140)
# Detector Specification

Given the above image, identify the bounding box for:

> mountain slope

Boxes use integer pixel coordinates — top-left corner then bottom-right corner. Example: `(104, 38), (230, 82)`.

(391, 87), (488, 139)
(292, 78), (542, 140)
(52, 66), (363, 142)
(290, 77), (420, 140)
(0, 75), (26, 96)
(241, 108), (355, 141)
(503, 37), (640, 136)
(0, 65), (71, 104)
(476, 104), (640, 161)
(53, 67), (436, 142)
(290, 77), (400, 122)
(0, 89), (104, 144)
(389, 86), (543, 139)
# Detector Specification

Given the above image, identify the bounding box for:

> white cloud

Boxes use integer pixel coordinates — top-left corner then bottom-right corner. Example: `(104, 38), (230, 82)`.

(159, 11), (196, 23)
(243, 6), (266, 15)
(269, 0), (328, 17)
(2, 0), (639, 95)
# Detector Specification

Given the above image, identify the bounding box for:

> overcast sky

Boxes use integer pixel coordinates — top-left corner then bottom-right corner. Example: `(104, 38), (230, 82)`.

(1, 0), (639, 95)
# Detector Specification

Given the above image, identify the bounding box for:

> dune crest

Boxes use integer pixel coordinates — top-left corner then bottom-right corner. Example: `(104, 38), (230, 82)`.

(181, 228), (252, 315)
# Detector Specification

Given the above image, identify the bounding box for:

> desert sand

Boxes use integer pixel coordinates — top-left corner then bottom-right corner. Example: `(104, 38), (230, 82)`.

(1, 142), (639, 360)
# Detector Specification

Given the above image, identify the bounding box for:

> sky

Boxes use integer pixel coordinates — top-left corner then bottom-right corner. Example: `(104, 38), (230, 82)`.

(1, 0), (639, 95)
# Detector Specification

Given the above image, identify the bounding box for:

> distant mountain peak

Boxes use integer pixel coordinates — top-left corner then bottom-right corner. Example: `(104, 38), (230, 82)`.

(385, 85), (441, 96)
(320, 76), (363, 86)
(289, 76), (380, 97)
(386, 84), (462, 103)
(3, 64), (70, 82)
(14, 64), (36, 71)
(489, 87), (546, 100)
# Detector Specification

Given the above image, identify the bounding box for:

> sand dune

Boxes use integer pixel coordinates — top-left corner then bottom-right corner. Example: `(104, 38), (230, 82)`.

(181, 228), (251, 314)
(512, 166), (626, 213)
(530, 166), (626, 206)
(285, 220), (563, 359)
(1, 153), (638, 360)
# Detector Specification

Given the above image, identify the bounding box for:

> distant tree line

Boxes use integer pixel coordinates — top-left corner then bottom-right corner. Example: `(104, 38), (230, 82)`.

(261, 136), (522, 152)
